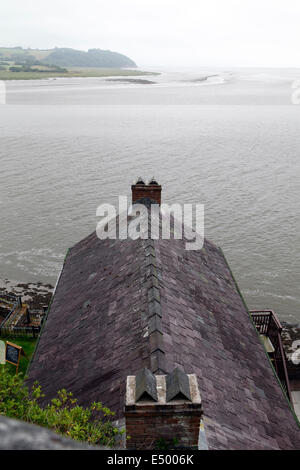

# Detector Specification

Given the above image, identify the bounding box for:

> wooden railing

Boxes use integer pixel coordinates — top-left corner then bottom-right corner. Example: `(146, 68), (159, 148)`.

(0, 293), (19, 304)
(250, 310), (292, 403)
(0, 296), (21, 329)
(0, 325), (41, 338)
(0, 293), (45, 339)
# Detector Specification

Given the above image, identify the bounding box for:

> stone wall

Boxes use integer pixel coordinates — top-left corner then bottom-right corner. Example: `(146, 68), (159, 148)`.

(0, 415), (96, 450)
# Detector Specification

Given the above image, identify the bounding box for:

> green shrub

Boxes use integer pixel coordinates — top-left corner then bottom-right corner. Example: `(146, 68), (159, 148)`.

(0, 366), (123, 447)
(155, 438), (180, 450)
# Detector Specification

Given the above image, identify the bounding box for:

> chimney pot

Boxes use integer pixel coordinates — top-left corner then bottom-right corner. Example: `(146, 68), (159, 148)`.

(125, 371), (202, 449)
(131, 179), (162, 206)
(135, 368), (158, 402)
(166, 367), (192, 402)
(136, 177), (146, 185)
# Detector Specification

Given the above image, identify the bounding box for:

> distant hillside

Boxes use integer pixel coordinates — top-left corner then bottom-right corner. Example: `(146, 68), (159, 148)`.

(42, 48), (137, 68)
(0, 47), (137, 68)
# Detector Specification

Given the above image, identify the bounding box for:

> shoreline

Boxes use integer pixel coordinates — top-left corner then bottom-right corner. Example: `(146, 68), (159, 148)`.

(0, 68), (160, 81)
(1, 277), (299, 341)
(0, 278), (53, 310)
(105, 78), (157, 85)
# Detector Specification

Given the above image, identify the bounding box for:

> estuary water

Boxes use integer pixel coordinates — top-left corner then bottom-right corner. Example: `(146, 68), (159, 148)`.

(0, 67), (300, 322)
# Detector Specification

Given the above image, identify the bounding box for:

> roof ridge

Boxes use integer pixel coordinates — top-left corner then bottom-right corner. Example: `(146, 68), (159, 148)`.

(143, 238), (166, 374)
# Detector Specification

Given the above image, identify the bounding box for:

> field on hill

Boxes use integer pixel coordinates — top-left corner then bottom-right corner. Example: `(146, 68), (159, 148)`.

(0, 68), (155, 80)
(0, 46), (155, 80)
(0, 47), (51, 60)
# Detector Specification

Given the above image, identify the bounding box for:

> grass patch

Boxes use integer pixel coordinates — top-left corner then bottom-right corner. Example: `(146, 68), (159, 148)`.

(0, 337), (37, 376)
(0, 68), (158, 81)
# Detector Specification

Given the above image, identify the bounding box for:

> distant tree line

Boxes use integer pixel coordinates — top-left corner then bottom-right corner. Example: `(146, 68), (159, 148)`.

(42, 48), (137, 68)
(9, 65), (67, 73)
(0, 47), (137, 71)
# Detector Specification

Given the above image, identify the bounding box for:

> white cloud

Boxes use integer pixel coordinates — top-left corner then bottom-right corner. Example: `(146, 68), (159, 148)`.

(0, 0), (300, 67)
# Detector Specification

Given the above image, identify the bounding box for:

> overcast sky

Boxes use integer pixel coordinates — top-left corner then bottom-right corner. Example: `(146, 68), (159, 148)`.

(1, 0), (300, 67)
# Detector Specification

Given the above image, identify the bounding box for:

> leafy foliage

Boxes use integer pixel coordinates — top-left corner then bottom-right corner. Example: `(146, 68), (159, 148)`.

(155, 437), (180, 450)
(0, 366), (123, 447)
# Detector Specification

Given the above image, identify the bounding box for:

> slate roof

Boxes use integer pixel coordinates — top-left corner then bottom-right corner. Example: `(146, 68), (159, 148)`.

(28, 205), (300, 450)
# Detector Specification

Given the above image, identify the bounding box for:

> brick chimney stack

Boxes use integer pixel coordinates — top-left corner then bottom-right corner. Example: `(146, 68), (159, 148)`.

(131, 178), (162, 206)
(125, 368), (202, 450)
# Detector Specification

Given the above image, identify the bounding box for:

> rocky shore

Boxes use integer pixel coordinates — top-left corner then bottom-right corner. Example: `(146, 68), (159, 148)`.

(282, 322), (300, 381)
(105, 78), (156, 84)
(0, 278), (53, 310)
